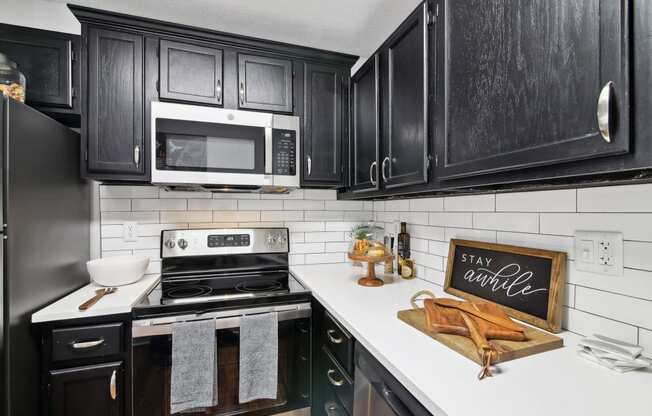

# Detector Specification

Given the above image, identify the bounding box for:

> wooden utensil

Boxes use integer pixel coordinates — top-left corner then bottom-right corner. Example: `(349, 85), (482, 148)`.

(78, 287), (117, 311)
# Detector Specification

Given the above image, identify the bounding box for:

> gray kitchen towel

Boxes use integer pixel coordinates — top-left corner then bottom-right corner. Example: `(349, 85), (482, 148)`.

(171, 319), (218, 414)
(239, 312), (278, 403)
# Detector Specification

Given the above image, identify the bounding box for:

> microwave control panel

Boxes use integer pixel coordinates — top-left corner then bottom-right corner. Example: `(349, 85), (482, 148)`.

(273, 130), (297, 176)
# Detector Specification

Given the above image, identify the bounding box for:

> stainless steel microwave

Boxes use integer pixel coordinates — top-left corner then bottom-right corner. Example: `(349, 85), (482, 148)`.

(151, 102), (300, 192)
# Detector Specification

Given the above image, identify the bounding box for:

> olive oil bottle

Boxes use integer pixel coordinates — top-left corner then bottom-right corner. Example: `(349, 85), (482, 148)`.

(397, 222), (410, 276)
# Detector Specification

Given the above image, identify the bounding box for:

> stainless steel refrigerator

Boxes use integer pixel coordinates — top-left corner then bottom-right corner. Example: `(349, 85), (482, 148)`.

(0, 96), (90, 416)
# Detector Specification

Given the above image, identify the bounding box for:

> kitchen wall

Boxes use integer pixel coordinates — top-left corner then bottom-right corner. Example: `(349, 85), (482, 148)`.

(96, 182), (652, 352)
(371, 183), (652, 354)
(97, 185), (373, 273)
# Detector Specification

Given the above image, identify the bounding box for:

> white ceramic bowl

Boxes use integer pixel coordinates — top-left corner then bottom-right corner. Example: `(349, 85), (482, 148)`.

(87, 255), (150, 287)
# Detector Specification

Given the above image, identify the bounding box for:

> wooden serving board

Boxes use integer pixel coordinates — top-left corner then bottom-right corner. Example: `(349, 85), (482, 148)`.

(397, 308), (563, 365)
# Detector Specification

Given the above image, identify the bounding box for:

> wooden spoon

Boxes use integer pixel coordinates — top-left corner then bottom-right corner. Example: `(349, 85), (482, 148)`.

(78, 287), (118, 311)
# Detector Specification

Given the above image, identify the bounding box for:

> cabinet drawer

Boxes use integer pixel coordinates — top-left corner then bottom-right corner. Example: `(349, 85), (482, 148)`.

(320, 347), (353, 415)
(51, 323), (123, 362)
(321, 310), (354, 374)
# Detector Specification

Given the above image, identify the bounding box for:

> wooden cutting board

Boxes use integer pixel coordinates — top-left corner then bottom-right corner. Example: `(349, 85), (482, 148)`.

(397, 308), (563, 365)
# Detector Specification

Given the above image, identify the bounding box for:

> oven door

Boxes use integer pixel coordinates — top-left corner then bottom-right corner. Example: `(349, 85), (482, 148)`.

(151, 101), (273, 186)
(132, 304), (311, 416)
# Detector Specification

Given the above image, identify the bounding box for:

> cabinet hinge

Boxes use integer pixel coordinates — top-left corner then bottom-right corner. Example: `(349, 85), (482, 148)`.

(426, 10), (435, 25)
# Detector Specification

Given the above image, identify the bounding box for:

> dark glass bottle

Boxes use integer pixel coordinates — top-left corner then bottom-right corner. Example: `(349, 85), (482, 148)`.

(397, 222), (410, 276)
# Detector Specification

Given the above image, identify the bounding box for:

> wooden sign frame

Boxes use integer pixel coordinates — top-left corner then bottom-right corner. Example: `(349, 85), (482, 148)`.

(444, 239), (566, 333)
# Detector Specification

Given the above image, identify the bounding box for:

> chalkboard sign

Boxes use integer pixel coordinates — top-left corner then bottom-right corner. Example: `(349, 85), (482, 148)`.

(444, 239), (566, 333)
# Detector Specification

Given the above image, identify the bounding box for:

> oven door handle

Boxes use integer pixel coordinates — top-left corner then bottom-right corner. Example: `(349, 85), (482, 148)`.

(132, 304), (310, 338)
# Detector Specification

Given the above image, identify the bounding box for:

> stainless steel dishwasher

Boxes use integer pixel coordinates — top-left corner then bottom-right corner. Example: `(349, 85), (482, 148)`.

(353, 344), (433, 416)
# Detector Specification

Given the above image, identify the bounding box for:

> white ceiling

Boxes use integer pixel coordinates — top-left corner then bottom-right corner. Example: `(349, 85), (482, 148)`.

(7, 0), (423, 68)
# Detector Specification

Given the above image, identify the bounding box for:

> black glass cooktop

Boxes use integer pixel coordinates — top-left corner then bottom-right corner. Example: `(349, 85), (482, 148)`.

(133, 270), (310, 318)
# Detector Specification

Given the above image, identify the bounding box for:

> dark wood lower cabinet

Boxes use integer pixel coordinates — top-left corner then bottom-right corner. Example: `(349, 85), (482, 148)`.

(48, 362), (123, 416)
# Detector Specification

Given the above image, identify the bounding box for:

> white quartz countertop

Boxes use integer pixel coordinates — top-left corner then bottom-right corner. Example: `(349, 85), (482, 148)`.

(32, 275), (160, 323)
(290, 263), (652, 416)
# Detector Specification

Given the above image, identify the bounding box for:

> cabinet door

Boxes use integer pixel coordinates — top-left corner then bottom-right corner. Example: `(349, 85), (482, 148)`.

(87, 27), (144, 176)
(436, 0), (630, 180)
(49, 362), (123, 416)
(350, 55), (380, 193)
(382, 3), (429, 189)
(159, 39), (223, 105)
(303, 63), (344, 185)
(238, 53), (293, 112)
(0, 23), (77, 109)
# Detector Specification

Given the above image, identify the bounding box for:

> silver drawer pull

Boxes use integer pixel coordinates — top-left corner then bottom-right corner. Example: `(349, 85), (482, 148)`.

(597, 81), (614, 143)
(326, 369), (345, 387)
(70, 338), (105, 349)
(326, 329), (343, 344)
(109, 369), (117, 400)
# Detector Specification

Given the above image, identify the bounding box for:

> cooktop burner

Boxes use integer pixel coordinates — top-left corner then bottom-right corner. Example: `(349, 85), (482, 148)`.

(235, 280), (284, 293)
(165, 285), (213, 299)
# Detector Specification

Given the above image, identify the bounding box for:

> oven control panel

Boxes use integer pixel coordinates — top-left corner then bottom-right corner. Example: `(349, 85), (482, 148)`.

(161, 228), (289, 258)
(272, 130), (296, 176)
(208, 234), (250, 248)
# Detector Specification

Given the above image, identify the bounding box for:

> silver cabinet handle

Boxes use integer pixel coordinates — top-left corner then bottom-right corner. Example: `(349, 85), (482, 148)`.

(134, 145), (140, 166)
(381, 156), (390, 182)
(369, 161), (377, 186)
(326, 369), (345, 387)
(239, 82), (245, 106)
(70, 338), (105, 349)
(216, 79), (222, 102)
(597, 81), (614, 143)
(307, 156), (312, 176)
(326, 329), (343, 344)
(109, 369), (117, 400)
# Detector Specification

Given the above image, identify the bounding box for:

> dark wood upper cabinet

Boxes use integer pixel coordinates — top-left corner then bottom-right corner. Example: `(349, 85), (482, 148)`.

(159, 39), (223, 105)
(435, 0), (630, 180)
(238, 53), (293, 113)
(86, 27), (145, 177)
(0, 23), (80, 125)
(303, 63), (345, 185)
(382, 3), (430, 189)
(350, 54), (380, 193)
(49, 362), (123, 416)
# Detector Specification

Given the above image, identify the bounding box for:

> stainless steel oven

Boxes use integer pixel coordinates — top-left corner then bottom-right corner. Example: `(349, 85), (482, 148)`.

(353, 344), (432, 416)
(132, 304), (311, 416)
(151, 102), (300, 191)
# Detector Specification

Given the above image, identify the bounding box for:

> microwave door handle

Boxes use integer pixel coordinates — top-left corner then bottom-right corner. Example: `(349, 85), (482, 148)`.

(265, 127), (273, 174)
(371, 382), (411, 416)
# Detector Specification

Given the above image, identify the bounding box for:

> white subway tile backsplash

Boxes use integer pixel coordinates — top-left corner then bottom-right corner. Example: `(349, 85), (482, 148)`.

(305, 232), (344, 243)
(410, 198), (443, 212)
(540, 213), (652, 241)
(563, 307), (638, 344)
(239, 200), (283, 210)
(324, 222), (361, 232)
(429, 212), (473, 228)
(100, 185), (158, 199)
(444, 194), (494, 212)
(215, 193), (260, 200)
(412, 251), (444, 271)
(289, 254), (306, 265)
(422, 267), (445, 286)
(344, 211), (374, 221)
(325, 242), (349, 252)
(290, 233), (305, 243)
(102, 236), (160, 251)
(567, 265), (652, 301)
(263, 189), (304, 200)
(577, 184), (652, 213)
(303, 189), (337, 200)
(324, 200), (364, 211)
(100, 198), (130, 212)
(188, 199), (238, 211)
(373, 200), (385, 211)
(496, 189), (576, 212)
(575, 287), (652, 329)
(473, 212), (539, 233)
(428, 240), (449, 257)
(101, 211), (159, 224)
(399, 212), (429, 225)
(283, 200), (325, 211)
(624, 241), (652, 271)
(290, 242), (325, 254)
(133, 199), (187, 211)
(639, 328), (652, 357)
(384, 200), (410, 211)
(444, 227), (496, 243)
(159, 189), (212, 199)
(409, 225), (446, 241)
(305, 252), (344, 264)
(133, 249), (162, 261)
(212, 211), (260, 222)
(410, 237), (429, 253)
(304, 211), (344, 221)
(497, 232), (574, 258)
(261, 211), (303, 221)
(565, 284), (575, 307)
(160, 211), (212, 223)
(285, 222), (325, 232)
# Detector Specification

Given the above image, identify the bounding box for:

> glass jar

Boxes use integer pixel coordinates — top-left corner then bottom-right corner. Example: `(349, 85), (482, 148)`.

(349, 224), (385, 255)
(0, 53), (26, 103)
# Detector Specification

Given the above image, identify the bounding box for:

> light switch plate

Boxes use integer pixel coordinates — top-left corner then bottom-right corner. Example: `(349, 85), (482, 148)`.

(574, 231), (623, 276)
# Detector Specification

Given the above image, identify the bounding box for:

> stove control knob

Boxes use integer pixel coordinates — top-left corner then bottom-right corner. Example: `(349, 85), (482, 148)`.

(164, 239), (176, 249)
(266, 234), (276, 245)
(178, 238), (188, 250)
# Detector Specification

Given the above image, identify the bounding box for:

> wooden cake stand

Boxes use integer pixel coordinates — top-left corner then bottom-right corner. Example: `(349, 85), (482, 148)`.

(347, 252), (394, 287)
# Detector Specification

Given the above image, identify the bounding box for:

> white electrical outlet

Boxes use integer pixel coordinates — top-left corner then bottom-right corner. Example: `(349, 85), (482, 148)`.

(574, 231), (623, 276)
(123, 221), (138, 242)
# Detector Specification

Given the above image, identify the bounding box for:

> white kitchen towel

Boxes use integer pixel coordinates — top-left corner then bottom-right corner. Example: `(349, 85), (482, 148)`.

(239, 312), (278, 403)
(171, 319), (218, 414)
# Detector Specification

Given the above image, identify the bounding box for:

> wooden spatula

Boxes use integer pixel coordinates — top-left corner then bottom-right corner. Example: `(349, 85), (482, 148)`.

(78, 287), (117, 311)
